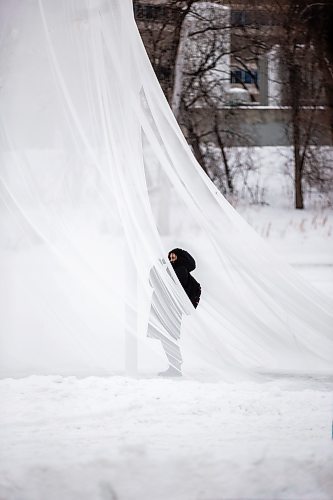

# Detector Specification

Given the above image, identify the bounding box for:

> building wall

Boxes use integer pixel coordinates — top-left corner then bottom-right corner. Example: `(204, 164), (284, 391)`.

(133, 1), (331, 147)
(133, 1), (287, 105)
(188, 107), (332, 147)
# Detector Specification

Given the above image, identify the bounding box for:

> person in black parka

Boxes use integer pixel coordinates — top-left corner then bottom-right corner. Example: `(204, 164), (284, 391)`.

(157, 248), (201, 377)
(168, 248), (201, 309)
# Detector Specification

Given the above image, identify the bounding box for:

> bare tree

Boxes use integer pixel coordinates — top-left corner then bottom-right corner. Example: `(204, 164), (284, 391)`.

(176, 3), (259, 199)
(299, 0), (333, 142)
(232, 0), (332, 209)
(272, 1), (330, 208)
(135, 1), (332, 208)
(134, 1), (200, 104)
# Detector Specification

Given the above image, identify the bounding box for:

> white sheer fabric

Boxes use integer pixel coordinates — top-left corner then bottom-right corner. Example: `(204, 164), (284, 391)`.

(0, 0), (332, 378)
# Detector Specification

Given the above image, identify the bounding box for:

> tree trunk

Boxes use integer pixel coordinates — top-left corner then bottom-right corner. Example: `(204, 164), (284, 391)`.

(184, 115), (209, 174)
(291, 84), (303, 209)
(294, 146), (304, 209)
(301, 2), (333, 142)
(288, 60), (305, 209)
(214, 117), (234, 194)
(319, 61), (333, 144)
(171, 19), (189, 116)
(309, 39), (333, 143)
(168, 2), (196, 105)
(189, 134), (208, 174)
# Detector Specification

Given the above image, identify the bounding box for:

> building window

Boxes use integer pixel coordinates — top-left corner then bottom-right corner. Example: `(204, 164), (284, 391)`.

(231, 69), (258, 85)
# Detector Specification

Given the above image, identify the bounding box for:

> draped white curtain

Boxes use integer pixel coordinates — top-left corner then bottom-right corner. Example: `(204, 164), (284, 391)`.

(0, 0), (332, 378)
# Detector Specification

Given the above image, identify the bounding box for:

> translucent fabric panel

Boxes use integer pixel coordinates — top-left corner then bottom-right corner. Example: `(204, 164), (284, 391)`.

(0, 0), (332, 378)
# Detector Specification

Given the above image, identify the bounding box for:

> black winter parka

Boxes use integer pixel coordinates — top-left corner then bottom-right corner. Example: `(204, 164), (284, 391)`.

(169, 248), (201, 308)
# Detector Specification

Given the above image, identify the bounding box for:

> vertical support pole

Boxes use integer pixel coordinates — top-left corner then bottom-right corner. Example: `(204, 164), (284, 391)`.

(125, 247), (138, 376)
(157, 167), (170, 235)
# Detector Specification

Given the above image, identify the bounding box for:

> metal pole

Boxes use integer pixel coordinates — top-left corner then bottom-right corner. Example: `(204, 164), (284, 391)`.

(124, 246), (138, 376)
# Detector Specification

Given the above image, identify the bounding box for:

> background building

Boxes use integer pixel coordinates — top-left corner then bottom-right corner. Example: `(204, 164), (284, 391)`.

(134, 0), (332, 210)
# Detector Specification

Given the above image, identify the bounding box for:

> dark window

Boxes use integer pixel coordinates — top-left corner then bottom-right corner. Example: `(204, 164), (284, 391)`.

(231, 69), (242, 83)
(231, 69), (258, 85)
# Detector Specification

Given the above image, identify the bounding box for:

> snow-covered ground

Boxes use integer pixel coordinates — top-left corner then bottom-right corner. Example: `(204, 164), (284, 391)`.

(238, 206), (333, 298)
(233, 146), (333, 298)
(1, 211), (332, 500)
(1, 147), (332, 500)
(1, 373), (333, 500)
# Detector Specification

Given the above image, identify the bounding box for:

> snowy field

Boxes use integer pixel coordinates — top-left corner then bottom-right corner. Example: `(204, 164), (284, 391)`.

(1, 147), (333, 500)
(238, 206), (333, 299)
(1, 205), (333, 500)
(1, 372), (332, 500)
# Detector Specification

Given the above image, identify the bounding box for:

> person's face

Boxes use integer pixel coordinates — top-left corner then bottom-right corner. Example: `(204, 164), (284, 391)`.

(169, 252), (177, 263)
